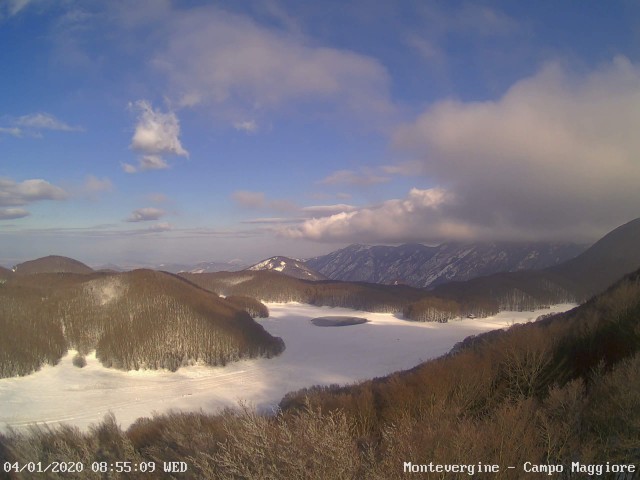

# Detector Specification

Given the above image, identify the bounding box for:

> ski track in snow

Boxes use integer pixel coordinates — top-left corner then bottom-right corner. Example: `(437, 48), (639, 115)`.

(0, 302), (575, 432)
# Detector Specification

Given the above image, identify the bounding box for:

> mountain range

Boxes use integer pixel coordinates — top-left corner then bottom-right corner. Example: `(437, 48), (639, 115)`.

(434, 217), (640, 309)
(305, 241), (587, 288)
(6, 218), (640, 321)
(247, 256), (327, 281)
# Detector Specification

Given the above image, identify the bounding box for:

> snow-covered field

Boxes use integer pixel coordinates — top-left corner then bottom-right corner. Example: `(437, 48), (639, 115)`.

(0, 302), (574, 432)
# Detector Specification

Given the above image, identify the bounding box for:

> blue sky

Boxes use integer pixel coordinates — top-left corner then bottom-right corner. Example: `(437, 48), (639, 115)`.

(2, 0), (640, 267)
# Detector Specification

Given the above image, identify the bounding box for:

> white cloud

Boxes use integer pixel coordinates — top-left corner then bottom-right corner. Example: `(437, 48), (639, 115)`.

(232, 190), (266, 208)
(2, 0), (36, 16)
(130, 100), (188, 157)
(126, 207), (166, 223)
(0, 127), (22, 137)
(301, 204), (358, 216)
(16, 113), (82, 132)
(319, 169), (390, 186)
(147, 193), (169, 203)
(121, 163), (137, 174)
(0, 178), (68, 207)
(241, 217), (302, 225)
(417, 3), (520, 39)
(146, 222), (172, 232)
(154, 6), (393, 123)
(1, 112), (82, 138)
(122, 155), (170, 174)
(231, 190), (298, 212)
(389, 56), (640, 241)
(0, 208), (30, 220)
(233, 120), (258, 133)
(83, 175), (113, 194)
(281, 187), (454, 243)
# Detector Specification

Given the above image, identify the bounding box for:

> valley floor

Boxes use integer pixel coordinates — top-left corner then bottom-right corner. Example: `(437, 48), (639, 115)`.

(0, 302), (574, 432)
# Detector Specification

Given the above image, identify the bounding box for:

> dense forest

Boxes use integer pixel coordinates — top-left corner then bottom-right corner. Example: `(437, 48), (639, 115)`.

(181, 270), (500, 319)
(2, 268), (638, 479)
(0, 270), (282, 378)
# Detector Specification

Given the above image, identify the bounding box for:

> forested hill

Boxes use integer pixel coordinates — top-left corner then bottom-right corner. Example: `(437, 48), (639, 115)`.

(0, 269), (283, 378)
(0, 266), (12, 280)
(180, 270), (497, 321)
(434, 217), (640, 310)
(550, 216), (640, 298)
(12, 255), (94, 275)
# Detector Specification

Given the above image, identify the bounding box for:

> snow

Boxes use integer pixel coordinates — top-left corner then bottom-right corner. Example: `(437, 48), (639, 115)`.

(0, 302), (574, 432)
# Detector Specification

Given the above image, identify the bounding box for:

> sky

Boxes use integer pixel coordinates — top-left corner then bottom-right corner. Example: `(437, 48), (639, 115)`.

(1, 0), (640, 267)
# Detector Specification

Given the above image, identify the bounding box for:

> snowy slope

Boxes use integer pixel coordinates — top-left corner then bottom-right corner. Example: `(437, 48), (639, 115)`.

(247, 256), (327, 280)
(0, 302), (573, 432)
(306, 242), (586, 288)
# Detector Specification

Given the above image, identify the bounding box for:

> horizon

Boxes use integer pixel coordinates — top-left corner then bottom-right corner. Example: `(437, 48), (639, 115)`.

(2, 1), (640, 265)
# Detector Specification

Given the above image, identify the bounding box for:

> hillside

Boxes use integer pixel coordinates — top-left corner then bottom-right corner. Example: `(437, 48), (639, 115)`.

(0, 266), (13, 280)
(306, 241), (585, 288)
(247, 256), (327, 280)
(551, 217), (640, 297)
(434, 217), (640, 310)
(13, 255), (94, 275)
(0, 269), (283, 378)
(180, 270), (467, 317)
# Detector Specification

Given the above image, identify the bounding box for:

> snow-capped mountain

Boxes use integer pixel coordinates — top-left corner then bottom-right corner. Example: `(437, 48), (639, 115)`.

(305, 242), (587, 288)
(246, 256), (327, 281)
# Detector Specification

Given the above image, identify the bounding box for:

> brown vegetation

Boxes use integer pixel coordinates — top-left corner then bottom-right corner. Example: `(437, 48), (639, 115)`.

(224, 296), (269, 318)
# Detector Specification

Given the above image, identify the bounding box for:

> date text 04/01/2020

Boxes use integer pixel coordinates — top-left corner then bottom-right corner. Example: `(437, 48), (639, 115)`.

(3, 461), (188, 474)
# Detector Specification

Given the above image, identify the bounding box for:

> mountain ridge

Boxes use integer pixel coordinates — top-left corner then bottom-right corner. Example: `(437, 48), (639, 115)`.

(13, 255), (94, 275)
(246, 256), (327, 281)
(306, 241), (587, 288)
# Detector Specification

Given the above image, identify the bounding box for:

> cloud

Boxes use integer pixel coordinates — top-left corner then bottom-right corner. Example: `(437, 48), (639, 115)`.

(0, 208), (30, 220)
(231, 190), (298, 212)
(301, 204), (358, 216)
(146, 222), (172, 232)
(122, 154), (170, 174)
(241, 217), (302, 225)
(232, 190), (266, 208)
(126, 207), (166, 222)
(0, 112), (82, 138)
(281, 187), (454, 243)
(0, 178), (68, 207)
(153, 6), (393, 123)
(319, 169), (390, 186)
(130, 100), (188, 156)
(0, 127), (22, 137)
(16, 113), (82, 132)
(233, 120), (258, 133)
(1, 0), (36, 16)
(82, 175), (113, 194)
(387, 56), (640, 241)
(417, 3), (520, 39)
(147, 193), (168, 203)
